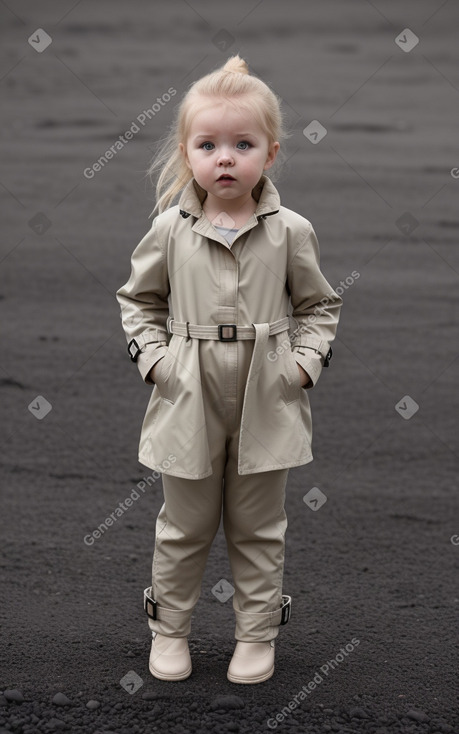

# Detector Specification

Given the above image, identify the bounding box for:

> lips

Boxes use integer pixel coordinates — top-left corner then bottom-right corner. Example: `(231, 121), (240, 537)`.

(218, 174), (235, 181)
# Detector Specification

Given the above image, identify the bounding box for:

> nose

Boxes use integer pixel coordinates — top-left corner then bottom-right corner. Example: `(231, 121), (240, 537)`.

(217, 148), (234, 166)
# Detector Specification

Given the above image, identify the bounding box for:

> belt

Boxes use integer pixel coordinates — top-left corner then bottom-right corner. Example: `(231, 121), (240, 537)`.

(167, 316), (290, 341)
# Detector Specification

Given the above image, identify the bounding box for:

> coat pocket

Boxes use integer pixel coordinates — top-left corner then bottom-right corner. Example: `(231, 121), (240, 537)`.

(153, 341), (177, 404)
(281, 348), (302, 405)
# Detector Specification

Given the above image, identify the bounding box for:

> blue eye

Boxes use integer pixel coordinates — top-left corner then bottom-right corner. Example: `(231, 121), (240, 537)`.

(199, 140), (251, 151)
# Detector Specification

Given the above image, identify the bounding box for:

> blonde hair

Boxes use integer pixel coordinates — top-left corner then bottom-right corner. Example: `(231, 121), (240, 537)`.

(147, 55), (289, 216)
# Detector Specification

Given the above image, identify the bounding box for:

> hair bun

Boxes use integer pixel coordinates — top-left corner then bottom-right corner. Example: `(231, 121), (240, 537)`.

(222, 54), (249, 75)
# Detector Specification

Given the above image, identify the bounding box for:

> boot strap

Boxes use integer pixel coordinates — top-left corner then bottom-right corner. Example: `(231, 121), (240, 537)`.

(145, 587), (291, 626)
(143, 586), (194, 622)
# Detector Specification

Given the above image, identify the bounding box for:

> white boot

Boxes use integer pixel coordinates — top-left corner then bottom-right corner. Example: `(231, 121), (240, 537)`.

(227, 639), (275, 684)
(149, 631), (192, 681)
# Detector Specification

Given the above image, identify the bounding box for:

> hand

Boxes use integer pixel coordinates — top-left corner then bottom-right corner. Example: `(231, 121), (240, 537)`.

(297, 364), (311, 388)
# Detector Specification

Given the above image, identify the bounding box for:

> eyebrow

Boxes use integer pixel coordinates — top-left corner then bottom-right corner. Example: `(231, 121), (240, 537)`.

(192, 132), (258, 141)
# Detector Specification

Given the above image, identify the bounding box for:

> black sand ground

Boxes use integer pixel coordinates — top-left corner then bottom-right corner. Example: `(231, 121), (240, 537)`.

(1, 1), (459, 732)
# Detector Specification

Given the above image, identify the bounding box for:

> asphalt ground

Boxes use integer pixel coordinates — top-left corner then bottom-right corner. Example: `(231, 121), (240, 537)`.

(1, 1), (458, 732)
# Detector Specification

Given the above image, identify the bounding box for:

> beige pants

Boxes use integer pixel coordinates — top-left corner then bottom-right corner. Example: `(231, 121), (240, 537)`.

(147, 338), (290, 642)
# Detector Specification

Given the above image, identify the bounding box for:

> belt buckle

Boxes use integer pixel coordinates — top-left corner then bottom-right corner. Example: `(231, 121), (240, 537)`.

(166, 316), (174, 335)
(279, 594), (292, 625)
(218, 323), (237, 341)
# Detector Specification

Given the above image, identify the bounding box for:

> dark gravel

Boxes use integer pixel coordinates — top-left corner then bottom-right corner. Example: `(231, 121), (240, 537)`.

(2, 0), (459, 732)
(1, 688), (457, 733)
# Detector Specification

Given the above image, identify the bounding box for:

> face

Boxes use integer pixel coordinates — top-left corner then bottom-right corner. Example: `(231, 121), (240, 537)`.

(179, 97), (279, 206)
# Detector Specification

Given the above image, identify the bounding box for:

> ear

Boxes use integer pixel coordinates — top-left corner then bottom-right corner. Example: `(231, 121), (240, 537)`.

(263, 141), (280, 171)
(179, 142), (191, 169)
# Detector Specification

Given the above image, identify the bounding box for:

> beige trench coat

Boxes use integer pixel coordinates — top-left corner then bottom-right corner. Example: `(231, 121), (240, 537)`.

(116, 175), (342, 479)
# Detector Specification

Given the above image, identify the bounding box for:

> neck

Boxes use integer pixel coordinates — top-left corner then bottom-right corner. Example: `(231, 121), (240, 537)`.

(203, 192), (257, 226)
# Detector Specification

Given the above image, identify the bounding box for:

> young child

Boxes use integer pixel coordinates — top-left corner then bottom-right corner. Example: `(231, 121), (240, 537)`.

(116, 55), (342, 685)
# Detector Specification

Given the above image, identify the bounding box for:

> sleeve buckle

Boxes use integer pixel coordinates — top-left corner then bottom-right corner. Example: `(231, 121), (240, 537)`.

(128, 338), (141, 362)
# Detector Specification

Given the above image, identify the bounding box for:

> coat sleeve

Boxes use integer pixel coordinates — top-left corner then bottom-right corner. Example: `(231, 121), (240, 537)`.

(287, 222), (342, 389)
(116, 218), (170, 384)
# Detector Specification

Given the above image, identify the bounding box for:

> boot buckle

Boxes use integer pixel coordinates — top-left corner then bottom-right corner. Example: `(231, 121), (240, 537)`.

(144, 586), (158, 620)
(280, 594), (292, 625)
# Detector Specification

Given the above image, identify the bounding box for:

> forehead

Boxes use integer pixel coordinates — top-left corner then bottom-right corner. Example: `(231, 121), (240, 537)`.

(188, 99), (264, 138)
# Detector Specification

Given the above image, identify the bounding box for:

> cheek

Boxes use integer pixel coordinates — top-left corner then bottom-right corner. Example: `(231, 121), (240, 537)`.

(199, 157), (216, 173)
(187, 151), (203, 169)
(238, 155), (260, 171)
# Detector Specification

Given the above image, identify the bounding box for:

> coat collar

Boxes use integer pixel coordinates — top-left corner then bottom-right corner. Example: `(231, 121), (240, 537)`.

(177, 174), (281, 220)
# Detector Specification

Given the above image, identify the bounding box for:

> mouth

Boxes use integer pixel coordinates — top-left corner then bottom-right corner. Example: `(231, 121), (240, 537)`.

(217, 174), (236, 181)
